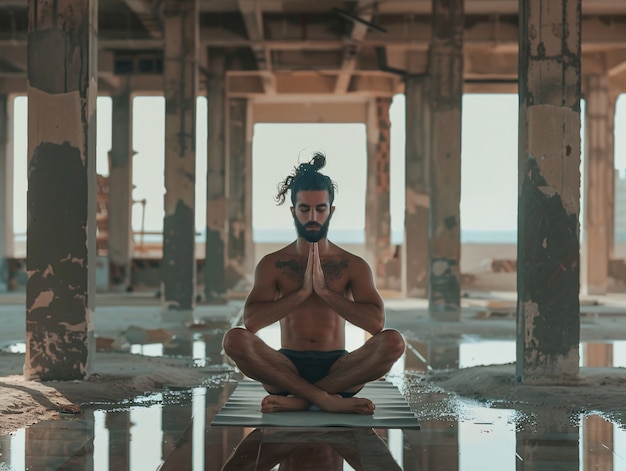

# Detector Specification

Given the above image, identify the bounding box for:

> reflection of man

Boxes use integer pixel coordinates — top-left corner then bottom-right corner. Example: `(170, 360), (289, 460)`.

(221, 428), (402, 471)
(222, 153), (405, 414)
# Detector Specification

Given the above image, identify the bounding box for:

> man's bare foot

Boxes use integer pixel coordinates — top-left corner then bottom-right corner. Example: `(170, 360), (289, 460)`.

(317, 395), (375, 415)
(261, 395), (310, 413)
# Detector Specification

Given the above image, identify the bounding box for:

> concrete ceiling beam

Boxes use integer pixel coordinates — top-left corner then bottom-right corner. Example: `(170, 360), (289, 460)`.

(123, 0), (163, 39)
(334, 1), (375, 94)
(237, 0), (276, 94)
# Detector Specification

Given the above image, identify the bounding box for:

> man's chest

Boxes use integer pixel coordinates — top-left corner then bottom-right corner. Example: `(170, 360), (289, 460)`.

(273, 257), (351, 291)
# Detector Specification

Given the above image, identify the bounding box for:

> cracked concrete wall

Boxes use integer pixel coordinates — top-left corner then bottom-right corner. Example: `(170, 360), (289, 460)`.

(204, 48), (227, 303)
(428, 0), (464, 317)
(517, 0), (581, 383)
(403, 75), (430, 298)
(162, 0), (198, 310)
(25, 0), (97, 381)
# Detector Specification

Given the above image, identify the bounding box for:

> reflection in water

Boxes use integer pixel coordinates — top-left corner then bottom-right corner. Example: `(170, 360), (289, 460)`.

(4, 333), (626, 470)
(221, 428), (402, 471)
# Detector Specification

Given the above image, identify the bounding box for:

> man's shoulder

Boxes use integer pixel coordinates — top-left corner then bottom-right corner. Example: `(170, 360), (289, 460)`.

(329, 242), (364, 262)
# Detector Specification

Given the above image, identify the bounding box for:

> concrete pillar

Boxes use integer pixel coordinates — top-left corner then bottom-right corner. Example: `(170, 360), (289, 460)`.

(583, 74), (611, 295)
(428, 0), (464, 317)
(403, 75), (430, 298)
(162, 0), (198, 310)
(365, 97), (393, 290)
(0, 95), (13, 293)
(204, 48), (227, 303)
(108, 87), (133, 290)
(225, 97), (253, 292)
(25, 0), (97, 380)
(517, 0), (581, 383)
(608, 89), (618, 260)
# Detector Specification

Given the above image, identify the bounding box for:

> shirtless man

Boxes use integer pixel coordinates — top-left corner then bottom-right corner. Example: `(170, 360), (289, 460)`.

(222, 152), (406, 415)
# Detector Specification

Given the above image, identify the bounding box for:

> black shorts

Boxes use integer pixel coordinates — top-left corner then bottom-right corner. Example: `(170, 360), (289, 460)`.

(275, 348), (361, 398)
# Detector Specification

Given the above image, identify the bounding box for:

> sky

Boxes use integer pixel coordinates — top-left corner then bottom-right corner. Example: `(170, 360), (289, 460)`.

(11, 93), (626, 247)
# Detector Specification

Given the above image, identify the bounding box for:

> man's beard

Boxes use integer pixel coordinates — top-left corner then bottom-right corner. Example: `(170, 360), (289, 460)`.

(293, 215), (331, 242)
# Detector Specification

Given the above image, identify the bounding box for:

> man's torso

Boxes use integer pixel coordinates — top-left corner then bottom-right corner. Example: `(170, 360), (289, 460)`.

(269, 243), (356, 351)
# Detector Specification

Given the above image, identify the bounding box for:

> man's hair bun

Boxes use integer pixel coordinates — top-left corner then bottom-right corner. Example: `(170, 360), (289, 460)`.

(275, 151), (336, 206)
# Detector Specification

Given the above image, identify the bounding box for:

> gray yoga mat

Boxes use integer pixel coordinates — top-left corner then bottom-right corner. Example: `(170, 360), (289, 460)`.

(211, 380), (420, 429)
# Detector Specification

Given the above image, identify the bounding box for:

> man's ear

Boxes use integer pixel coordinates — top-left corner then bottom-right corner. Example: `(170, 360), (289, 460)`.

(290, 206), (295, 217)
(330, 206), (335, 216)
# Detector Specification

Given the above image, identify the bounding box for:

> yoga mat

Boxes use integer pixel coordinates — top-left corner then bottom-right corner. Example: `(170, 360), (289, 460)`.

(211, 380), (420, 429)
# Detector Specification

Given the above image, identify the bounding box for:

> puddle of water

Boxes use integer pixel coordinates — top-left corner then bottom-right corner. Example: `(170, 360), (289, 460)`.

(4, 322), (626, 469)
(2, 383), (626, 470)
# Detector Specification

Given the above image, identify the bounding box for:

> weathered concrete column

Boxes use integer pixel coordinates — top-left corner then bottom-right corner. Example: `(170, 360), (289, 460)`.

(517, 0), (581, 383)
(108, 87), (133, 290)
(204, 49), (227, 303)
(583, 74), (611, 295)
(403, 75), (430, 298)
(365, 97), (394, 290)
(607, 88), (618, 260)
(0, 95), (13, 293)
(428, 0), (464, 317)
(25, 0), (97, 380)
(225, 97), (253, 292)
(162, 0), (198, 310)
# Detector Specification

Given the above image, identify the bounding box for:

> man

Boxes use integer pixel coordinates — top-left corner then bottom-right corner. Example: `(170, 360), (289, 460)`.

(222, 152), (405, 415)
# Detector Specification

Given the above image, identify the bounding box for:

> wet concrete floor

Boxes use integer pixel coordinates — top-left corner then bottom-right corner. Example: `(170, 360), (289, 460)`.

(1, 292), (626, 470)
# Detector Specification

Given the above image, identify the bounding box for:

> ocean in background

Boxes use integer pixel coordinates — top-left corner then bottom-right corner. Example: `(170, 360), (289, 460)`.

(252, 229), (518, 244)
(14, 229), (519, 245)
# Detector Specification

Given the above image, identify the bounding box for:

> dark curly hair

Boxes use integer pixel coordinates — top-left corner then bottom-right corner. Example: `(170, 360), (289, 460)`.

(275, 152), (338, 206)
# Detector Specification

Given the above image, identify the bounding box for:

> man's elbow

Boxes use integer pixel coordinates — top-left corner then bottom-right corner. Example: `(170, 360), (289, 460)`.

(243, 316), (260, 334)
(369, 315), (385, 335)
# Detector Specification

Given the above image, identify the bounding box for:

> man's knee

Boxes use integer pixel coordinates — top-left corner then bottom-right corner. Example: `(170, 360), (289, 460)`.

(222, 326), (250, 358)
(378, 329), (406, 360)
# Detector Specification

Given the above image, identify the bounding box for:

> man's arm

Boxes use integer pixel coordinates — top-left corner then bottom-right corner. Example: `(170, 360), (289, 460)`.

(243, 255), (311, 333)
(313, 248), (384, 335)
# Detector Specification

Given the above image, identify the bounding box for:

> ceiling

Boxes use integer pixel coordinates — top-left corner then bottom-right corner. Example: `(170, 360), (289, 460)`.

(0, 0), (625, 99)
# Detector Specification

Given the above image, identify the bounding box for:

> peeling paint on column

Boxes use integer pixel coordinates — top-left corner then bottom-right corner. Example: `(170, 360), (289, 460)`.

(162, 199), (195, 310)
(428, 0), (464, 316)
(25, 0), (97, 381)
(26, 142), (91, 380)
(430, 257), (460, 309)
(518, 154), (580, 381)
(205, 197), (226, 301)
(517, 0), (581, 383)
(162, 0), (198, 310)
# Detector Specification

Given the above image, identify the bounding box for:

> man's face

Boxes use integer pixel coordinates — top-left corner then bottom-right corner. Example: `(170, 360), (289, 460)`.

(291, 190), (334, 243)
